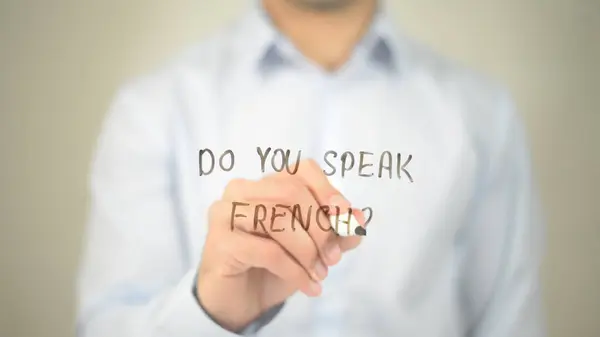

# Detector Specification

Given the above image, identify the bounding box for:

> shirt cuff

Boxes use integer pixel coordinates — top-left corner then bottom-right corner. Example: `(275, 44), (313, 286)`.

(237, 299), (285, 335)
(191, 272), (286, 336)
(153, 269), (243, 336)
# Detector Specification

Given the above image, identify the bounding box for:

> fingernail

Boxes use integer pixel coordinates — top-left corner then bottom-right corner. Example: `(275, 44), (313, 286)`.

(313, 260), (328, 280)
(309, 280), (322, 295)
(326, 243), (341, 265)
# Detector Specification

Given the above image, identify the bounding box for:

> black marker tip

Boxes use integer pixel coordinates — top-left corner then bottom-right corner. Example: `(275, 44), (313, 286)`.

(354, 226), (367, 236)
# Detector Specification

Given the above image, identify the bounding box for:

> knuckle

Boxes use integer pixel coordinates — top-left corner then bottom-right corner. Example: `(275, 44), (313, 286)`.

(304, 158), (320, 170)
(207, 201), (225, 224)
(223, 178), (247, 198)
(276, 180), (303, 202)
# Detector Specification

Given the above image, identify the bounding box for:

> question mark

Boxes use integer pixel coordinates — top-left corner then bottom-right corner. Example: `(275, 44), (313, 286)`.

(360, 207), (373, 227)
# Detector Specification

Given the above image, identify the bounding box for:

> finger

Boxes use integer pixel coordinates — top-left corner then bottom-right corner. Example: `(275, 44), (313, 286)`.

(226, 200), (297, 236)
(226, 229), (322, 297)
(211, 199), (329, 282)
(221, 173), (343, 268)
(275, 160), (350, 264)
(222, 175), (338, 269)
(209, 199), (269, 236)
(211, 198), (309, 238)
(263, 175), (342, 266)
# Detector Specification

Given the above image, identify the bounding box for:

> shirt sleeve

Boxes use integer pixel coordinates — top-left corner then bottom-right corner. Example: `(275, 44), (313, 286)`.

(192, 273), (286, 336)
(458, 94), (546, 337)
(75, 81), (282, 337)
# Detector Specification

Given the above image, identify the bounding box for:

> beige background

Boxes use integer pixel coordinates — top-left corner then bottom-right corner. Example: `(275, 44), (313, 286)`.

(1, 0), (599, 336)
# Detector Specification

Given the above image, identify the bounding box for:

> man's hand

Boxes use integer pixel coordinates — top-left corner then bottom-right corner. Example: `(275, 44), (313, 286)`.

(196, 159), (366, 332)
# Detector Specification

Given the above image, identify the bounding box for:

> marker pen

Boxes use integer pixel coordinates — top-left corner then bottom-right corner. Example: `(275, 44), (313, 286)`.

(330, 212), (366, 236)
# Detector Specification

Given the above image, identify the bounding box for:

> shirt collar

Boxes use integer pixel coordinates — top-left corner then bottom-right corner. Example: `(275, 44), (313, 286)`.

(238, 1), (399, 74)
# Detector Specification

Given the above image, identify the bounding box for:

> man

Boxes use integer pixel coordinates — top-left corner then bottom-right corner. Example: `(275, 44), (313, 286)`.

(76, 0), (545, 336)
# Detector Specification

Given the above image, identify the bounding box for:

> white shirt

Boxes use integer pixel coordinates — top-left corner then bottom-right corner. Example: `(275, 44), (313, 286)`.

(76, 4), (545, 337)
